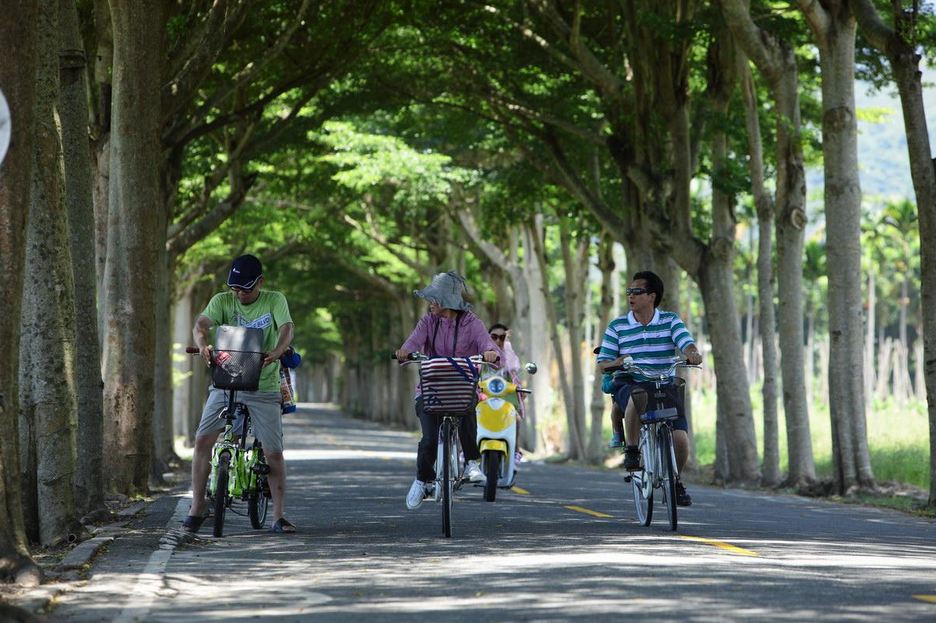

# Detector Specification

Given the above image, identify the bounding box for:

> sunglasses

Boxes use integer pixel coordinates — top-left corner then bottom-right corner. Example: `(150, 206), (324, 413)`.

(230, 285), (256, 293)
(626, 287), (649, 296)
(490, 333), (507, 342)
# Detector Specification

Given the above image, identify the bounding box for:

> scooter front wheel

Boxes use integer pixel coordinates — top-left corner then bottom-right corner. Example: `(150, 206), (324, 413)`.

(483, 450), (500, 502)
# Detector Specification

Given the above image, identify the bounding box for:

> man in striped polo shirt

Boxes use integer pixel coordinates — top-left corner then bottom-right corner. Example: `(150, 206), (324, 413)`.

(597, 271), (702, 506)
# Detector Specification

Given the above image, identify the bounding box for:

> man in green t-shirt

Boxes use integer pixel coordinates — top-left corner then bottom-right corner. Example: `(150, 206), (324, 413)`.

(182, 254), (297, 534)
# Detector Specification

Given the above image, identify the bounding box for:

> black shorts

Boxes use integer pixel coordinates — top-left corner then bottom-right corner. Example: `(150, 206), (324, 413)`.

(612, 378), (687, 432)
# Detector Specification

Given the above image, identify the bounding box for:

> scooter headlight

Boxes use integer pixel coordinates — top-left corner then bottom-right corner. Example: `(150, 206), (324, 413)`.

(487, 376), (506, 395)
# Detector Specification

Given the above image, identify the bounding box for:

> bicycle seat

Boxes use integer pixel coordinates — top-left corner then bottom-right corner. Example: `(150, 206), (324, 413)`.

(640, 407), (679, 423)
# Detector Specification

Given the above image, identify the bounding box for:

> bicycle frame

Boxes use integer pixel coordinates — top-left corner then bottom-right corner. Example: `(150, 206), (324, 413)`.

(435, 415), (465, 493)
(209, 391), (264, 500)
(206, 388), (271, 537)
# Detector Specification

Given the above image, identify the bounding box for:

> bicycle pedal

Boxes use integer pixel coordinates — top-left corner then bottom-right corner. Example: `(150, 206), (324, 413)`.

(623, 475), (632, 483)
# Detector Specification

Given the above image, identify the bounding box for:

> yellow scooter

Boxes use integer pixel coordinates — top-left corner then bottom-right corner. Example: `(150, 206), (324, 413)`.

(476, 363), (536, 502)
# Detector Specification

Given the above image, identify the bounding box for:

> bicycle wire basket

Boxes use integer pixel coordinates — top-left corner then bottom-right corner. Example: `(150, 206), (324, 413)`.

(212, 325), (266, 391)
(419, 357), (481, 416)
(211, 349), (265, 391)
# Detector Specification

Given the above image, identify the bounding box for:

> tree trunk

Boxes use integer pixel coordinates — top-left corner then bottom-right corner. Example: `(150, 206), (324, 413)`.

(91, 0), (112, 333)
(0, 0), (42, 585)
(531, 217), (583, 459)
(171, 287), (193, 443)
(852, 0), (936, 505)
(101, 0), (167, 494)
(864, 270), (876, 400)
(740, 56), (781, 486)
(801, 2), (873, 492)
(18, 0), (79, 546)
(521, 223), (551, 453)
(587, 233), (615, 460)
(152, 247), (176, 480)
(59, 0), (105, 516)
(700, 36), (759, 482)
(720, 0), (816, 486)
(560, 219), (589, 461)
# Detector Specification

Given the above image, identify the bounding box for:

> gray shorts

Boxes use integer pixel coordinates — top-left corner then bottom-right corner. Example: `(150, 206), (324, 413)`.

(195, 388), (284, 453)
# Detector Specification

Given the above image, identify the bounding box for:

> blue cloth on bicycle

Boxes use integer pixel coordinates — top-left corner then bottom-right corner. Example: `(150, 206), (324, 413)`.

(280, 348), (301, 369)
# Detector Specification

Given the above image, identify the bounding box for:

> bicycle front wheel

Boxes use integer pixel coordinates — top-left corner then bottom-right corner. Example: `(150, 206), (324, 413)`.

(441, 418), (455, 537)
(483, 450), (500, 502)
(659, 427), (678, 531)
(213, 453), (231, 537)
(631, 467), (653, 526)
(632, 430), (653, 526)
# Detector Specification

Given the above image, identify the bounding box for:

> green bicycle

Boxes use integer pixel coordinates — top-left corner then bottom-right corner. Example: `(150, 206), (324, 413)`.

(187, 346), (271, 537)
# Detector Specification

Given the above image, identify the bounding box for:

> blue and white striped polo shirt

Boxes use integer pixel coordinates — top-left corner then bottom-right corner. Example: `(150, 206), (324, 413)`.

(596, 309), (695, 382)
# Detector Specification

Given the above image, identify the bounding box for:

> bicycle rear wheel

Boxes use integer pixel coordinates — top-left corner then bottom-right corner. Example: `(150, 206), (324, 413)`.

(248, 449), (269, 529)
(441, 418), (454, 537)
(659, 427), (678, 531)
(213, 453), (231, 537)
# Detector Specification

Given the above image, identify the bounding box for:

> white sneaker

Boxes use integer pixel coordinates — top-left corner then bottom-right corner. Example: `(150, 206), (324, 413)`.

(406, 479), (430, 510)
(465, 460), (484, 482)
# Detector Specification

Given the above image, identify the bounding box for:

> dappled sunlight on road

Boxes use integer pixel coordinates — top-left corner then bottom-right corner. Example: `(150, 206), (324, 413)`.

(284, 448), (415, 461)
(47, 405), (936, 622)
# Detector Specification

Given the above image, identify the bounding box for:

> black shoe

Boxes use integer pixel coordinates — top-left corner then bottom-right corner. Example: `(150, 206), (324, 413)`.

(675, 480), (692, 506)
(180, 514), (208, 533)
(623, 446), (640, 471)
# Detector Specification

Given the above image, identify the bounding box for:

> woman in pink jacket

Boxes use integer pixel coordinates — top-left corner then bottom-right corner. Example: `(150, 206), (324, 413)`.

(395, 271), (499, 511)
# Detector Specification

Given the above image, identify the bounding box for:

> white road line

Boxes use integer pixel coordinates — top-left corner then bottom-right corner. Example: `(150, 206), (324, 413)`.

(112, 496), (189, 623)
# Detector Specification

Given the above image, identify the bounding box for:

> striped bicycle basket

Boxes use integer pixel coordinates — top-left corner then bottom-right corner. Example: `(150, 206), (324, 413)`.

(419, 357), (481, 416)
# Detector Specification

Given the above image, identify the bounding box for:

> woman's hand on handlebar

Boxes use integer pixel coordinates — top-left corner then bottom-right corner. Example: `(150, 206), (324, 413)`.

(394, 348), (412, 362)
(482, 350), (499, 364)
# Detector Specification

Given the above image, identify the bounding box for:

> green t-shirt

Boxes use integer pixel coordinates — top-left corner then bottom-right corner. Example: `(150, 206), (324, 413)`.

(201, 290), (293, 392)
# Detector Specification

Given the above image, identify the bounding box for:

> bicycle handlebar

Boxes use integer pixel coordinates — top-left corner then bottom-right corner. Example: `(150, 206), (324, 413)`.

(185, 345), (273, 359)
(394, 352), (497, 369)
(605, 359), (701, 381)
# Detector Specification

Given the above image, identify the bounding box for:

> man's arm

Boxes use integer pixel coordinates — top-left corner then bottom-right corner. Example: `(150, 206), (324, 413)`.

(263, 322), (295, 366)
(193, 315), (214, 365)
(597, 356), (631, 372)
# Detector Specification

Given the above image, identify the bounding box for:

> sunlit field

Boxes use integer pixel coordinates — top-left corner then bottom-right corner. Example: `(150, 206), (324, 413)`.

(690, 388), (930, 491)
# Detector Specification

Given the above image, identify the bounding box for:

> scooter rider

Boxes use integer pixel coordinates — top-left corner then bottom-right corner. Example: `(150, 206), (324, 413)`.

(396, 271), (499, 510)
(596, 270), (702, 506)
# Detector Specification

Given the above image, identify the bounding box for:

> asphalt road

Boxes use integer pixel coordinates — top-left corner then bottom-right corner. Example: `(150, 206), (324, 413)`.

(47, 403), (936, 622)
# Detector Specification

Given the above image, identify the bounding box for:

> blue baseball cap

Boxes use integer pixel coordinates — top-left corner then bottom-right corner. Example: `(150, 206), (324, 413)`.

(227, 254), (263, 289)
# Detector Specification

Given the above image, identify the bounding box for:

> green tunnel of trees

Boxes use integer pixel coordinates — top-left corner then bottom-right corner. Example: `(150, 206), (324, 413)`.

(1, 0), (935, 584)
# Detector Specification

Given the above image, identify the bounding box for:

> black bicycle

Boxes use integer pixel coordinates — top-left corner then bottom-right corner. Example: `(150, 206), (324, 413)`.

(397, 352), (487, 537)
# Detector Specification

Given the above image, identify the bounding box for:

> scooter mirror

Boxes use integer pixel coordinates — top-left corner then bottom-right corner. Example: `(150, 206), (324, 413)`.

(524, 362), (538, 375)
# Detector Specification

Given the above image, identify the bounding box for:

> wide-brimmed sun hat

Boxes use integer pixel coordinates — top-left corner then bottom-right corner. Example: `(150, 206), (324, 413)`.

(414, 271), (471, 311)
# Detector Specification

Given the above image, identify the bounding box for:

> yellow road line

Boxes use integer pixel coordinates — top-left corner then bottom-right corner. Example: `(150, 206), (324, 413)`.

(510, 486), (530, 495)
(680, 535), (759, 557)
(912, 595), (936, 604)
(564, 505), (613, 518)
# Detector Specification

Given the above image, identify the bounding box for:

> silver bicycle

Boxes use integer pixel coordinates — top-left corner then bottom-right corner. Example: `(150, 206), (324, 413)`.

(612, 360), (698, 531)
